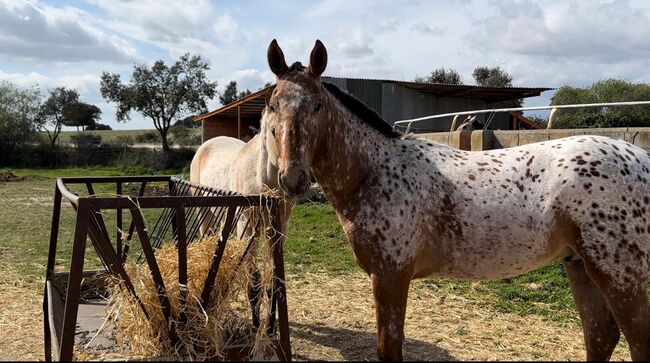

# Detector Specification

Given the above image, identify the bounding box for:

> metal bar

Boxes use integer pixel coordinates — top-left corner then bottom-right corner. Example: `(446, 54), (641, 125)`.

(68, 201), (109, 273)
(46, 185), (62, 281)
(44, 184), (62, 361)
(269, 201), (291, 361)
(58, 203), (90, 361)
(186, 186), (208, 242)
(130, 207), (176, 343)
(121, 181), (147, 263)
(78, 195), (269, 209)
(169, 179), (178, 238)
(59, 175), (172, 184)
(116, 182), (123, 259)
(393, 100), (650, 127)
(175, 206), (188, 324)
(200, 207), (237, 306)
(85, 183), (117, 270)
(56, 178), (79, 205)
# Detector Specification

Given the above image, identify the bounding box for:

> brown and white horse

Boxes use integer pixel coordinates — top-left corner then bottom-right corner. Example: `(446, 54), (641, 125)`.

(263, 39), (650, 361)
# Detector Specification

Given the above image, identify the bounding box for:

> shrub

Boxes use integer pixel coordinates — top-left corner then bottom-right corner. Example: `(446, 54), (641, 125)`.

(70, 133), (102, 149)
(135, 131), (161, 144)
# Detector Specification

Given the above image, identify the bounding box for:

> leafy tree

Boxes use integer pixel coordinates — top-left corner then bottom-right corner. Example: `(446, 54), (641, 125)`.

(63, 102), (102, 131)
(86, 123), (112, 130)
(550, 79), (650, 128)
(38, 87), (80, 147)
(414, 67), (463, 84)
(0, 81), (41, 163)
(173, 115), (200, 128)
(260, 82), (273, 90)
(219, 80), (252, 106)
(100, 53), (217, 152)
(238, 89), (252, 99)
(219, 81), (238, 105)
(472, 66), (522, 107)
(472, 66), (513, 88)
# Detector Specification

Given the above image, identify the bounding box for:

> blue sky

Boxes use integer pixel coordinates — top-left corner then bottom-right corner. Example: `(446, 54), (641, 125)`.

(1, 0), (650, 129)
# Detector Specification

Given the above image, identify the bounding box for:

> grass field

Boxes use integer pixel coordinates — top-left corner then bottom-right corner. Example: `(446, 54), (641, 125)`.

(51, 129), (157, 145)
(0, 166), (634, 360)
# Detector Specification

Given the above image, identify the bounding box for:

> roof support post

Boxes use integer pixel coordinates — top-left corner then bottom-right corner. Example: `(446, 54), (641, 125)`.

(237, 105), (241, 139)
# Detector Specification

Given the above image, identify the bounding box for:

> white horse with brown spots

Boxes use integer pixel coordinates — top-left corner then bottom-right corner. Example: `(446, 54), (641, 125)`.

(190, 109), (294, 327)
(263, 39), (650, 361)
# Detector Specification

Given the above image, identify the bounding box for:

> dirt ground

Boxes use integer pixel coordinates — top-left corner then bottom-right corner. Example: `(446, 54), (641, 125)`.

(0, 272), (632, 361)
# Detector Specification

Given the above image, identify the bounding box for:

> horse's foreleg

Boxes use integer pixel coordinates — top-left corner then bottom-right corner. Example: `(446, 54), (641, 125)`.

(563, 255), (620, 361)
(370, 272), (411, 362)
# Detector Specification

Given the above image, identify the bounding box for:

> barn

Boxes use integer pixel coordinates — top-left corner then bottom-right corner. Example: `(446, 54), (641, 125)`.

(194, 76), (552, 142)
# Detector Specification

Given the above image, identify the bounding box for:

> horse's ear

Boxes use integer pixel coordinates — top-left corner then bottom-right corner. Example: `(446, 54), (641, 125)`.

(265, 84), (276, 106)
(267, 39), (288, 77)
(308, 39), (327, 77)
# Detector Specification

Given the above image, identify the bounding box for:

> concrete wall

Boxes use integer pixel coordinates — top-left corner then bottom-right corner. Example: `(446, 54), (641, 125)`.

(419, 127), (650, 151)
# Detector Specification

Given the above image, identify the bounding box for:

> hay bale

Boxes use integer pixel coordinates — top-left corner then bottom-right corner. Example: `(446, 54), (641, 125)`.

(104, 234), (276, 361)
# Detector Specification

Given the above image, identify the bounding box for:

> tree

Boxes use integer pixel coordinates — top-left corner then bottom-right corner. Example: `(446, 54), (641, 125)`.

(86, 123), (112, 130)
(550, 79), (650, 129)
(63, 102), (102, 131)
(238, 89), (252, 99)
(259, 82), (273, 90)
(0, 80), (41, 163)
(472, 66), (522, 107)
(219, 80), (252, 106)
(173, 115), (200, 128)
(219, 81), (238, 105)
(38, 87), (80, 147)
(100, 53), (217, 152)
(472, 66), (513, 88)
(414, 67), (463, 84)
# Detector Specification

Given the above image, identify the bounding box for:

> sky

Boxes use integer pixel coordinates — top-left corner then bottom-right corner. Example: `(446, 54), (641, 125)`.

(1, 0), (649, 130)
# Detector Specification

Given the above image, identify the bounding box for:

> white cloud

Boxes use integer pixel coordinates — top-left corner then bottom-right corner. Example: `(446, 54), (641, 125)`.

(213, 14), (239, 43)
(88, 0), (214, 43)
(412, 22), (445, 36)
(0, 0), (136, 63)
(471, 0), (650, 63)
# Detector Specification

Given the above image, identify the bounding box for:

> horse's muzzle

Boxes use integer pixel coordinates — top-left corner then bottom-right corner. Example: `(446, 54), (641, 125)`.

(278, 166), (309, 197)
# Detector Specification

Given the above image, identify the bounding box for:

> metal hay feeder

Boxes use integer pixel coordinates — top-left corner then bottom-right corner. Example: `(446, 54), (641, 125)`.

(43, 176), (291, 361)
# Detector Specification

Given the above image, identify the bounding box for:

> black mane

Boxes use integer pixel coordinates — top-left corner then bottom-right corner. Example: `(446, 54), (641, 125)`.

(289, 62), (305, 71)
(322, 81), (401, 138)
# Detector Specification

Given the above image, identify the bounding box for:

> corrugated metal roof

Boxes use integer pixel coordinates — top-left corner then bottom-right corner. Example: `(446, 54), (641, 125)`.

(324, 76), (552, 91)
(194, 76), (553, 122)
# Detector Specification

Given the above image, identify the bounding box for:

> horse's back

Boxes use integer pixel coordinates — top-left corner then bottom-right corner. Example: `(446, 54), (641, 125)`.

(190, 136), (246, 190)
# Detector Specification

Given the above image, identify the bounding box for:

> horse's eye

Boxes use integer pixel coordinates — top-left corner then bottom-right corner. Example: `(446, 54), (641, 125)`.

(315, 103), (322, 112)
(271, 127), (276, 137)
(267, 104), (275, 112)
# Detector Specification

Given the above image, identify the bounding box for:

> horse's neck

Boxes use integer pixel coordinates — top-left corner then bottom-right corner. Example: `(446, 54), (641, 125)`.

(311, 97), (394, 214)
(253, 132), (280, 192)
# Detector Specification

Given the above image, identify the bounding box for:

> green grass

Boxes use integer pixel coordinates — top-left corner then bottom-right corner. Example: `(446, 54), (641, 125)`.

(0, 166), (580, 325)
(284, 202), (357, 275)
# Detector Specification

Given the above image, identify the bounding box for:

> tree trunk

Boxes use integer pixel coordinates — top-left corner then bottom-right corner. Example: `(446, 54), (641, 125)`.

(159, 129), (170, 152)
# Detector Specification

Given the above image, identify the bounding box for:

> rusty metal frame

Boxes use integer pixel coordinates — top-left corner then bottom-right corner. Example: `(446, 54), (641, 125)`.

(43, 175), (291, 361)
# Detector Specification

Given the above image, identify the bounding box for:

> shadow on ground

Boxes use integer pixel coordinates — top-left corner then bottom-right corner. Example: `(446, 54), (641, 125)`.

(290, 322), (456, 361)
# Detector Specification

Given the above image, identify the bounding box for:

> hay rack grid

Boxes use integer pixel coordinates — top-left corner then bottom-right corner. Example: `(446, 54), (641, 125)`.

(43, 175), (291, 361)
